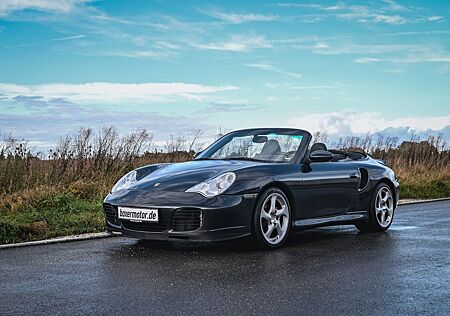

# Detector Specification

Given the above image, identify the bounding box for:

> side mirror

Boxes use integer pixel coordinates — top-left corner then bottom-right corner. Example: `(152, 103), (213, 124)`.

(309, 150), (333, 162)
(194, 151), (203, 158)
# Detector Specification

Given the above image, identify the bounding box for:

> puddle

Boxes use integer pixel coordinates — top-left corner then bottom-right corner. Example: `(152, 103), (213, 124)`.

(390, 225), (419, 230)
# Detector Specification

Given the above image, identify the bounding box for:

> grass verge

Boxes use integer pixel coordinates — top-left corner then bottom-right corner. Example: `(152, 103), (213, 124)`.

(400, 180), (450, 199)
(0, 192), (104, 244)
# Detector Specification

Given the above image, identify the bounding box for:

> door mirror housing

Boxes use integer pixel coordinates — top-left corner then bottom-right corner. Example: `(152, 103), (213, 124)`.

(309, 150), (333, 162)
(194, 151), (203, 158)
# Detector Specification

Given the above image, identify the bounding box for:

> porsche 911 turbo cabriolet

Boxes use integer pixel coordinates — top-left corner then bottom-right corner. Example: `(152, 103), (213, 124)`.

(104, 128), (399, 248)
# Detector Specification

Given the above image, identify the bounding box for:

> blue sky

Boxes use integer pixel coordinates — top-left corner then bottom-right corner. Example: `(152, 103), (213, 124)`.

(0, 0), (449, 149)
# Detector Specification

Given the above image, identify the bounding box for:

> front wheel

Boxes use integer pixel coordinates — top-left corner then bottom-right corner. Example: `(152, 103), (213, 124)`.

(356, 183), (395, 233)
(253, 188), (291, 249)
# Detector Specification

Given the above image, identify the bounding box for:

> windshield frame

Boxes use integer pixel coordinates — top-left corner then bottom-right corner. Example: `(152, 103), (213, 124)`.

(196, 128), (312, 164)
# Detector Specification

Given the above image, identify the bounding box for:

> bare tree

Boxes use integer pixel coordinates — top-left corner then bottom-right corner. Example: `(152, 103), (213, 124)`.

(215, 126), (229, 140)
(187, 129), (204, 152)
(312, 131), (329, 144)
(164, 135), (187, 153)
(1, 134), (28, 157)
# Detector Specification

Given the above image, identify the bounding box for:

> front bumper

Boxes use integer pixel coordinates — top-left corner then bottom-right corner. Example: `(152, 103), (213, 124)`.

(103, 191), (256, 242)
(393, 179), (400, 206)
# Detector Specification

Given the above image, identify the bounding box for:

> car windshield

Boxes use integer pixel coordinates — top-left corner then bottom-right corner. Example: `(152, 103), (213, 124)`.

(197, 129), (305, 163)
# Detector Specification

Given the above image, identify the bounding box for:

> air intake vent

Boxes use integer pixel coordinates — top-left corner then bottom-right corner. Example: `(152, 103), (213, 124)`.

(172, 209), (202, 232)
(103, 203), (119, 225)
(358, 168), (369, 191)
(121, 220), (167, 232)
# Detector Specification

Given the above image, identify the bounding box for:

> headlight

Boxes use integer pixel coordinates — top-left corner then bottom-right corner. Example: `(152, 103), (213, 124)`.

(111, 170), (137, 193)
(185, 172), (236, 197)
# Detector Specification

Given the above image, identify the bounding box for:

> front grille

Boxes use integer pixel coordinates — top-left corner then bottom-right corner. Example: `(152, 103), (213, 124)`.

(172, 209), (202, 232)
(103, 203), (119, 225)
(104, 205), (201, 233)
(121, 207), (171, 232)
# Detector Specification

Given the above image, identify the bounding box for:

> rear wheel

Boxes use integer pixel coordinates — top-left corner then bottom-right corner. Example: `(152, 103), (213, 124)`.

(356, 183), (395, 232)
(253, 188), (291, 249)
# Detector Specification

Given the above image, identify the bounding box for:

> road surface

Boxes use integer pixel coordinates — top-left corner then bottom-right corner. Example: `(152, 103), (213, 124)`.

(1, 200), (449, 315)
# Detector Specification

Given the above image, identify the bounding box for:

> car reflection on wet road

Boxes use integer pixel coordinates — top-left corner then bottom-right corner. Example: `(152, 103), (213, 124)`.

(1, 201), (449, 315)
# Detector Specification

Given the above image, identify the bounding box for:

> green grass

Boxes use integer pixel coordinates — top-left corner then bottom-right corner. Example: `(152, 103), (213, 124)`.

(399, 180), (450, 200)
(0, 193), (104, 244)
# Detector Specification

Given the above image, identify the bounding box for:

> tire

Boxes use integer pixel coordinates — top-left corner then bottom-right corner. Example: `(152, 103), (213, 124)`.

(356, 182), (395, 233)
(252, 187), (291, 249)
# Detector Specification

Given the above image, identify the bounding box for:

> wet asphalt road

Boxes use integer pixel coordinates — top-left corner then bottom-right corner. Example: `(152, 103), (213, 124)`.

(1, 201), (449, 316)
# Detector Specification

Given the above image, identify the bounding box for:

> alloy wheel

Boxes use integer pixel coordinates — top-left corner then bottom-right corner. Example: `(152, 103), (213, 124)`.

(260, 193), (290, 245)
(375, 186), (394, 228)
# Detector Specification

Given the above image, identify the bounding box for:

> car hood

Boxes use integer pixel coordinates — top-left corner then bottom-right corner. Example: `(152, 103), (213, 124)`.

(129, 159), (264, 192)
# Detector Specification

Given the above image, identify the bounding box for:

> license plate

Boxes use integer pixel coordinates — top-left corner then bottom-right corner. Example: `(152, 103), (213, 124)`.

(118, 207), (159, 223)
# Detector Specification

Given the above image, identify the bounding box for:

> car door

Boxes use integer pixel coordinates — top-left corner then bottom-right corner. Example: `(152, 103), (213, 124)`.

(300, 160), (360, 218)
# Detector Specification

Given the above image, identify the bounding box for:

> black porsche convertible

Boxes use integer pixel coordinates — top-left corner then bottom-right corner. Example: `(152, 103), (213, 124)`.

(104, 128), (399, 248)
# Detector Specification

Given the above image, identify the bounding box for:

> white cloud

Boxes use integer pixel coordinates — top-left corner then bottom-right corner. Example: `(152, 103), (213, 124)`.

(337, 11), (407, 25)
(265, 82), (362, 90)
(246, 63), (302, 78)
(277, 2), (410, 25)
(396, 54), (450, 63)
(192, 35), (270, 52)
(288, 37), (426, 56)
(0, 82), (237, 103)
(354, 57), (382, 64)
(382, 30), (450, 37)
(284, 37), (450, 65)
(199, 9), (277, 24)
(373, 14), (406, 25)
(381, 68), (406, 74)
(354, 54), (450, 64)
(0, 0), (90, 16)
(428, 16), (444, 22)
(50, 34), (86, 41)
(196, 102), (264, 114)
(275, 3), (342, 10)
(89, 12), (170, 30)
(0, 102), (212, 147)
(382, 0), (408, 12)
(288, 109), (450, 135)
(105, 50), (176, 60)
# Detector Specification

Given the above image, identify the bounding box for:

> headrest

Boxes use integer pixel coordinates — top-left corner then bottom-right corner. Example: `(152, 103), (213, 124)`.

(310, 142), (328, 152)
(260, 139), (281, 156)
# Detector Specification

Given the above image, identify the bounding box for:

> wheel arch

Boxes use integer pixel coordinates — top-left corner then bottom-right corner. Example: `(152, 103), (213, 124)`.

(251, 181), (295, 247)
(376, 178), (397, 206)
(257, 181), (296, 215)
